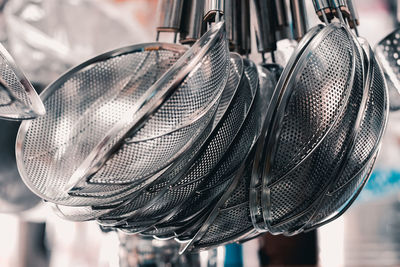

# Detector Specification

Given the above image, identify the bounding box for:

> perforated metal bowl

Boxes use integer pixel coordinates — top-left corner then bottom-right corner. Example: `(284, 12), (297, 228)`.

(95, 58), (258, 228)
(250, 22), (388, 235)
(0, 43), (44, 120)
(16, 22), (230, 207)
(376, 29), (400, 111)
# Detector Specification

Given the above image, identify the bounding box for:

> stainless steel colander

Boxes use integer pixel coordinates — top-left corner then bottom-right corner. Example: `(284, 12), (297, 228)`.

(0, 43), (45, 120)
(249, 0), (388, 235)
(52, 52), (244, 222)
(375, 0), (400, 111)
(93, 54), (251, 226)
(16, 20), (230, 206)
(95, 58), (259, 231)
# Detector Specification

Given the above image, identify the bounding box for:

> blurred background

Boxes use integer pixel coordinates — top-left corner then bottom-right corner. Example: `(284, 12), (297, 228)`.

(0, 0), (398, 266)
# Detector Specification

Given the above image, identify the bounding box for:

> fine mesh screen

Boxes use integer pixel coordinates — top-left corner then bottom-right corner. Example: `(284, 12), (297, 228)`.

(306, 54), (388, 228)
(0, 44), (43, 118)
(263, 25), (366, 234)
(375, 28), (400, 110)
(19, 25), (230, 206)
(20, 48), (184, 205)
(269, 25), (355, 183)
(97, 60), (257, 223)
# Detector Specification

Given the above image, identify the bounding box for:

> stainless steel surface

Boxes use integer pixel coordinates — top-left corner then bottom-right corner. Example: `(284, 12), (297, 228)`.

(93, 54), (249, 227)
(186, 63), (277, 252)
(250, 24), (324, 232)
(16, 22), (230, 207)
(179, 0), (205, 44)
(253, 0), (276, 53)
(274, 0), (290, 41)
(376, 28), (400, 111)
(204, 0), (225, 22)
(0, 43), (45, 120)
(225, 0), (250, 54)
(177, 59), (264, 253)
(261, 23), (359, 234)
(156, 0), (184, 32)
(290, 0), (308, 40)
(275, 0), (289, 29)
(248, 16), (388, 235)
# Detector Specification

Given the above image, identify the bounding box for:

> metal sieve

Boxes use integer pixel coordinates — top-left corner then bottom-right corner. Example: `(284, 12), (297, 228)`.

(16, 20), (230, 206)
(95, 57), (258, 228)
(52, 53), (242, 221)
(375, 0), (400, 111)
(250, 0), (388, 235)
(0, 43), (44, 120)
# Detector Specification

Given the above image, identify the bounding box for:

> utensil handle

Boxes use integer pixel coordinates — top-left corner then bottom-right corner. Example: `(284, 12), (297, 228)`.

(290, 0), (308, 40)
(179, 0), (205, 44)
(226, 0), (250, 54)
(312, 0), (332, 23)
(346, 0), (359, 27)
(157, 0), (185, 33)
(275, 0), (289, 28)
(275, 0), (290, 41)
(253, 0), (277, 53)
(204, 0), (225, 22)
(329, 0), (349, 22)
(238, 0), (251, 54)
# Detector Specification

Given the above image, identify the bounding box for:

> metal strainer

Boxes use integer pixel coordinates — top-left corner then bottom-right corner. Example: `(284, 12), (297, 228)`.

(375, 0), (400, 111)
(93, 55), (250, 226)
(0, 43), (45, 120)
(16, 19), (230, 206)
(96, 59), (259, 230)
(250, 0), (388, 235)
(95, 4), (260, 231)
(51, 53), (244, 222)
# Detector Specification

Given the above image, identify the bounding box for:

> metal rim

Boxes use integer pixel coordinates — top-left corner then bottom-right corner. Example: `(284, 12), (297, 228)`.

(259, 23), (357, 232)
(70, 21), (227, 188)
(249, 24), (325, 231)
(0, 42), (45, 119)
(16, 22), (228, 204)
(265, 29), (367, 234)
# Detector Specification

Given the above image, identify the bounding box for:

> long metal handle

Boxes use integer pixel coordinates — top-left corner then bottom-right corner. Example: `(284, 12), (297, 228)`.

(238, 0), (251, 54)
(346, 0), (359, 35)
(274, 0), (290, 41)
(329, 0), (349, 22)
(157, 0), (184, 32)
(204, 0), (225, 22)
(179, 0), (205, 44)
(312, 0), (332, 23)
(226, 0), (250, 54)
(253, 0), (277, 54)
(225, 0), (235, 47)
(275, 0), (289, 29)
(290, 0), (308, 40)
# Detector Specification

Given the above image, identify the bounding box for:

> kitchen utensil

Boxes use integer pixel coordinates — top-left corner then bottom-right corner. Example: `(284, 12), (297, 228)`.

(249, 2), (325, 233)
(299, 0), (389, 232)
(56, 52), (243, 222)
(101, 58), (259, 232)
(249, 0), (388, 235)
(16, 6), (230, 207)
(290, 0), (308, 40)
(95, 3), (253, 227)
(0, 43), (44, 120)
(375, 0), (400, 111)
